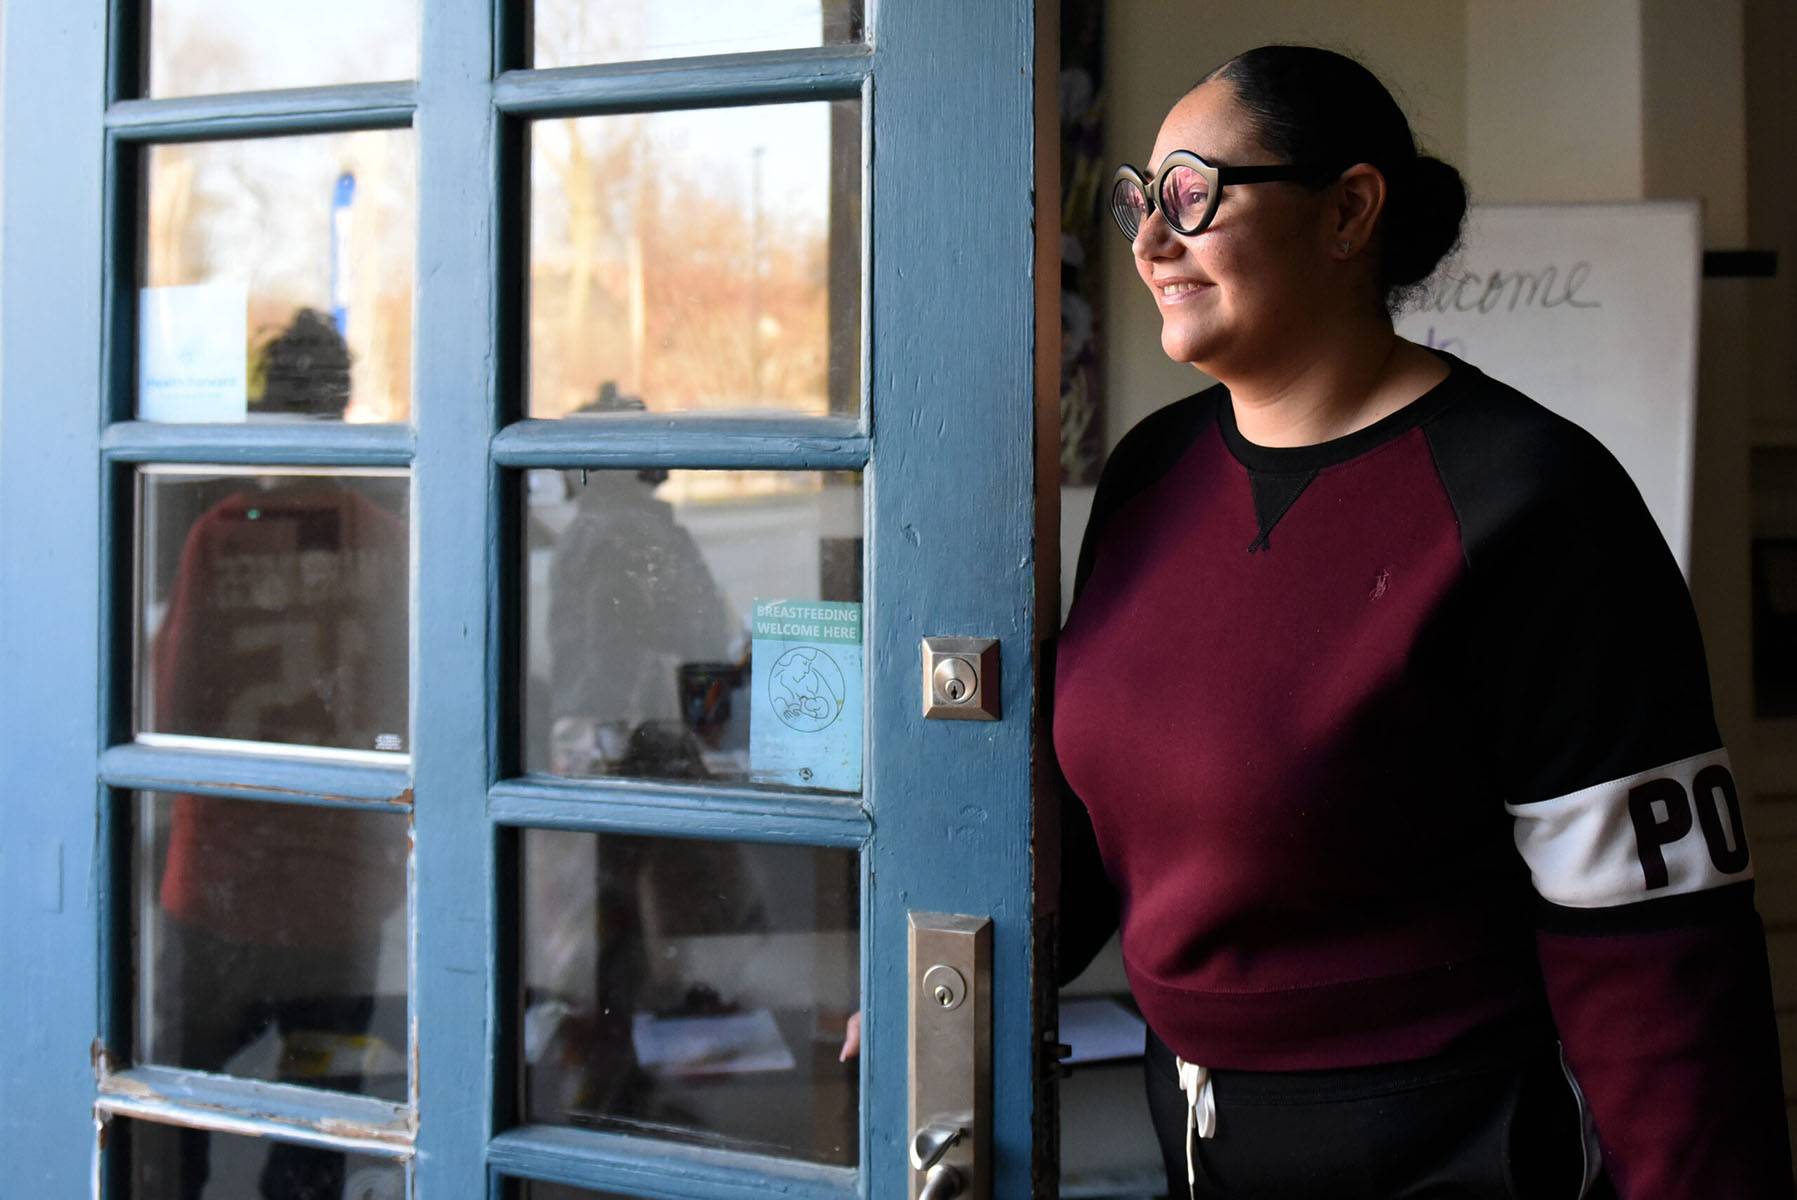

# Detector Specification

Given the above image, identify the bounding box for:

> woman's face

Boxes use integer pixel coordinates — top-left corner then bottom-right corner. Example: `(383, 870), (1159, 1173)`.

(1134, 81), (1338, 377)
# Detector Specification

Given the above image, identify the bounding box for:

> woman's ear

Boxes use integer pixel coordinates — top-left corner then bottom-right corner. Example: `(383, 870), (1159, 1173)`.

(1328, 163), (1387, 259)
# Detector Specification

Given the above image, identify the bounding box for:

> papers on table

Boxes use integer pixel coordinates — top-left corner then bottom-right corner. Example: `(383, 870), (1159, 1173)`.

(1059, 995), (1146, 1064)
(632, 1008), (797, 1076)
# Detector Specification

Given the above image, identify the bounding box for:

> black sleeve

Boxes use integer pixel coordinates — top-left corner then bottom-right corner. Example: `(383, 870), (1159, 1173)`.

(1429, 400), (1720, 799)
(1070, 387), (1222, 599)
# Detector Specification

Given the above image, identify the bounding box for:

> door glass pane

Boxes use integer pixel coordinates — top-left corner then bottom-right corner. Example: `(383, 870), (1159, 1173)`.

(131, 792), (409, 1101)
(140, 132), (416, 423)
(527, 102), (860, 418)
(519, 829), (859, 1165)
(122, 1117), (405, 1199)
(146, 0), (419, 98)
(522, 469), (862, 792)
(531, 0), (863, 67)
(136, 468), (411, 755)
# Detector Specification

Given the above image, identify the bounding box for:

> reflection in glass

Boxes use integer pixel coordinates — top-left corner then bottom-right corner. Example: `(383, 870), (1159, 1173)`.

(512, 1182), (636, 1200)
(146, 0), (417, 98)
(141, 132), (416, 422)
(531, 0), (862, 67)
(520, 829), (859, 1165)
(522, 469), (862, 791)
(136, 468), (410, 755)
(131, 792), (409, 1101)
(123, 1117), (405, 1200)
(528, 102), (860, 418)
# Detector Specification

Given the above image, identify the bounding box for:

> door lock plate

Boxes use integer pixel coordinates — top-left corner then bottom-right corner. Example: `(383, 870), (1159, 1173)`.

(921, 637), (1000, 721)
(909, 912), (991, 1200)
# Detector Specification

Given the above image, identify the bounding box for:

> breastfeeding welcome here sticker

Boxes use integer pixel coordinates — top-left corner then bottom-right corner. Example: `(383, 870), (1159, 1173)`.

(749, 598), (862, 793)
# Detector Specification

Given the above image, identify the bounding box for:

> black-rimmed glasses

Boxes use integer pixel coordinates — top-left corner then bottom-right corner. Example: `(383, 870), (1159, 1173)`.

(1110, 151), (1331, 239)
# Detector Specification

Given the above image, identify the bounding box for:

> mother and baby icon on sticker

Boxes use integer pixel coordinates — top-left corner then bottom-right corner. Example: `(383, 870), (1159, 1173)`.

(768, 647), (847, 732)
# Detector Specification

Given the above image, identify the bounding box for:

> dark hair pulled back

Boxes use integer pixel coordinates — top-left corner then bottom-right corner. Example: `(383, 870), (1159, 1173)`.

(1203, 45), (1466, 310)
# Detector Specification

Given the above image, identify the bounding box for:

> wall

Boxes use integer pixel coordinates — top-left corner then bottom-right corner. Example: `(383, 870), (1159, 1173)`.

(1464, 0), (1644, 208)
(1742, 0), (1797, 1124)
(1744, 0), (1796, 437)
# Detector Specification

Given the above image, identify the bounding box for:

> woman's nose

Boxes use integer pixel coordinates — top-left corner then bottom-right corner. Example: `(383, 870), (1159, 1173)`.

(1133, 208), (1175, 260)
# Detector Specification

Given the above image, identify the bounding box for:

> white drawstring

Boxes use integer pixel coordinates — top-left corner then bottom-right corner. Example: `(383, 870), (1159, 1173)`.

(1175, 1054), (1217, 1197)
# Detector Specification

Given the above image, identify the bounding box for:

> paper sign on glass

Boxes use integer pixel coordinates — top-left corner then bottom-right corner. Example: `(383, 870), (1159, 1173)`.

(138, 283), (249, 422)
(750, 599), (862, 792)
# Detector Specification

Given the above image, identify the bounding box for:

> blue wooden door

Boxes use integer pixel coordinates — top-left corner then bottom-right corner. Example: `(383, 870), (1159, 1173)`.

(0, 2), (1053, 1197)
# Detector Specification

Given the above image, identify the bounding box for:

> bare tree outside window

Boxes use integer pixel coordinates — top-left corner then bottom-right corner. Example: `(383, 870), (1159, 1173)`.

(528, 106), (852, 423)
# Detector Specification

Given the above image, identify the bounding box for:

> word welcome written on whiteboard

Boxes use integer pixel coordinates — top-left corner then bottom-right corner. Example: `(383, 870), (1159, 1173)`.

(1394, 201), (1702, 574)
(1416, 259), (1600, 319)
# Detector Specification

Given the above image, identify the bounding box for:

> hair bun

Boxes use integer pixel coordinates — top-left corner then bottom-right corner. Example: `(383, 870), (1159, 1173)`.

(1382, 154), (1467, 292)
(1204, 47), (1470, 311)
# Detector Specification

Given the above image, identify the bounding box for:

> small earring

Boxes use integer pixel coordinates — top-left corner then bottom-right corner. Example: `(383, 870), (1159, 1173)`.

(1337, 241), (1353, 254)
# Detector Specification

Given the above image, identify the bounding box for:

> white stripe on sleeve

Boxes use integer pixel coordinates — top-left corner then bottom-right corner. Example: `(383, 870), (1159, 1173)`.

(1506, 749), (1751, 909)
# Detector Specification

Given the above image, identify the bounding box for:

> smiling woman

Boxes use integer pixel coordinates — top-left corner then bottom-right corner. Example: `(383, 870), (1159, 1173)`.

(1055, 43), (1792, 1200)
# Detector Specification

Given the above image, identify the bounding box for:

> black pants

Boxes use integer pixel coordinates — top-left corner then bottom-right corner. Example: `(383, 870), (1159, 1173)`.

(1144, 1027), (1615, 1199)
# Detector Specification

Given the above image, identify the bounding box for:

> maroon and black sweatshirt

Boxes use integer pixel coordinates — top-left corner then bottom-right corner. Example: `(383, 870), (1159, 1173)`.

(1053, 353), (1791, 1199)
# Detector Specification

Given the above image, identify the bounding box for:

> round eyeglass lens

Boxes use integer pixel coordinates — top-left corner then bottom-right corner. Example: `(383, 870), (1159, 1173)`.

(1111, 177), (1149, 238)
(1159, 164), (1213, 234)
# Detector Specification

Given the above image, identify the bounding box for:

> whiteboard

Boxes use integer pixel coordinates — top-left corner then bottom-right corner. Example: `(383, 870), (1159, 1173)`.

(1394, 202), (1702, 573)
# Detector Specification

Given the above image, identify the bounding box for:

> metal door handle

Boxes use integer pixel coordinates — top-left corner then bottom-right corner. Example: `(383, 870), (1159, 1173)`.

(911, 1120), (968, 1199)
(918, 1163), (965, 1200)
(909, 1120), (965, 1171)
(909, 914), (990, 1199)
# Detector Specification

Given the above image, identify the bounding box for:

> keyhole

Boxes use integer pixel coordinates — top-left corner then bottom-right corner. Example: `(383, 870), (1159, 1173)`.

(944, 678), (966, 702)
(921, 963), (967, 1010)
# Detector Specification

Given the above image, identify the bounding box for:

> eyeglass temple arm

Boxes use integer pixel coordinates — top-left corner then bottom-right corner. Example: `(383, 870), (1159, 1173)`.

(1216, 164), (1311, 185)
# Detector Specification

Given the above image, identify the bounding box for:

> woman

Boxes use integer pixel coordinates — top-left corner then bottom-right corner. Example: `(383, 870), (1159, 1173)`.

(1054, 45), (1791, 1199)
